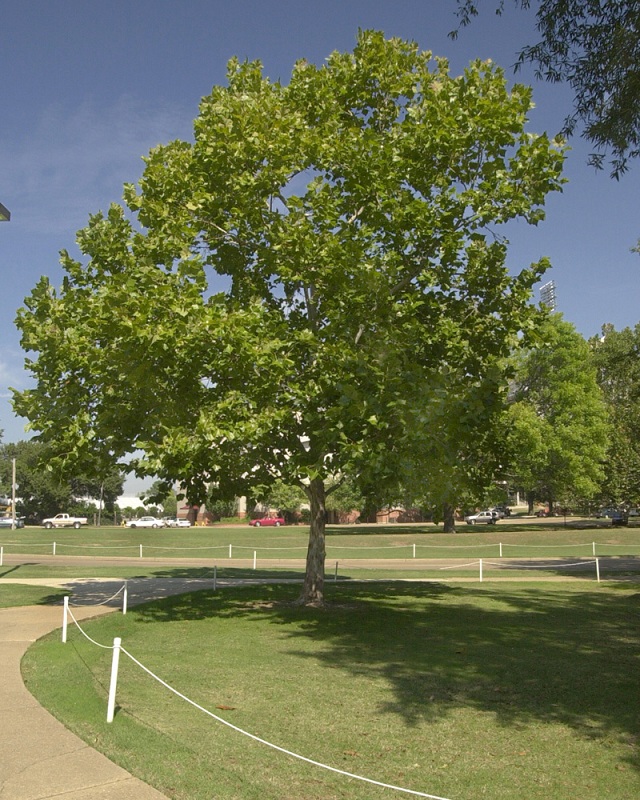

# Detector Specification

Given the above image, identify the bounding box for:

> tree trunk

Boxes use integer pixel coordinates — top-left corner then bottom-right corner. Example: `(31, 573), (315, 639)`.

(443, 502), (456, 533)
(298, 477), (326, 605)
(527, 491), (535, 515)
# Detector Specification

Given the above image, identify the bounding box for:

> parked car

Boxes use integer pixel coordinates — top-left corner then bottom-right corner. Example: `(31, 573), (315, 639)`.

(163, 517), (192, 528)
(492, 505), (511, 518)
(609, 508), (629, 527)
(42, 513), (88, 529)
(0, 515), (25, 528)
(249, 516), (285, 527)
(596, 507), (619, 519)
(125, 516), (164, 529)
(464, 510), (498, 525)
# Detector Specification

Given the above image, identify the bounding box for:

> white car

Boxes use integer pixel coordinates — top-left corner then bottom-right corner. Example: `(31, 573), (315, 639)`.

(163, 517), (192, 528)
(464, 510), (499, 525)
(125, 516), (164, 529)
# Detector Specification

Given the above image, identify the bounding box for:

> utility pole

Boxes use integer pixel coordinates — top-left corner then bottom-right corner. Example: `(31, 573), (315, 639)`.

(11, 458), (16, 530)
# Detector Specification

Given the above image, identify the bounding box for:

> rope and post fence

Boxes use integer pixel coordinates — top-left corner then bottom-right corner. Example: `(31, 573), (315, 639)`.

(2, 536), (640, 561)
(57, 608), (455, 800)
(61, 582), (128, 642)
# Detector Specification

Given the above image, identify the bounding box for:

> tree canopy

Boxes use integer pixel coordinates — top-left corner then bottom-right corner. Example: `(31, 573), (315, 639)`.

(506, 314), (609, 511)
(453, 1), (640, 177)
(590, 322), (640, 507)
(14, 31), (565, 603)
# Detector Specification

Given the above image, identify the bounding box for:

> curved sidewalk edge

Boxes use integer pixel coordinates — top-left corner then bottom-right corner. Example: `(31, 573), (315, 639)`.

(0, 604), (168, 800)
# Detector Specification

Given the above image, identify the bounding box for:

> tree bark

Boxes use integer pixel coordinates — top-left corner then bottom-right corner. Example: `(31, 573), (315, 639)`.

(443, 502), (456, 533)
(527, 491), (535, 515)
(298, 477), (327, 605)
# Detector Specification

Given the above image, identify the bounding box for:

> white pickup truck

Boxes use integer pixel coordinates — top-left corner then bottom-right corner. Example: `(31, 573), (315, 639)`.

(42, 513), (88, 529)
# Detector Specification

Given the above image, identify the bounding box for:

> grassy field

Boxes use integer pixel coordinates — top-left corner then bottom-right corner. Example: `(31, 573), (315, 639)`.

(2, 523), (640, 591)
(21, 581), (640, 800)
(3, 521), (640, 560)
(0, 583), (69, 608)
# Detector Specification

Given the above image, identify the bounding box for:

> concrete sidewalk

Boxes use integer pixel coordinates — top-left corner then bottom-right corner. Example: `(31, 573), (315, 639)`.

(0, 601), (169, 800)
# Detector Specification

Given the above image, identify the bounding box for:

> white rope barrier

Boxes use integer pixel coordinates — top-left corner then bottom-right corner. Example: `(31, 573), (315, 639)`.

(68, 583), (126, 607)
(225, 545), (308, 551)
(414, 543), (497, 550)
(138, 544), (231, 551)
(501, 543), (590, 549)
(64, 605), (115, 649)
(57, 599), (453, 797)
(54, 543), (140, 550)
(118, 645), (453, 800)
(483, 560), (596, 569)
(2, 539), (639, 559)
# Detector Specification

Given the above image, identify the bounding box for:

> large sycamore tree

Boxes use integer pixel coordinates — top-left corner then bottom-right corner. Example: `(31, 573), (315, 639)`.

(453, 1), (640, 177)
(14, 32), (565, 604)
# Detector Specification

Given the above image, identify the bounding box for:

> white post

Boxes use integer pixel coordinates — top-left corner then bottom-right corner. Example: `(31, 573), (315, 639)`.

(106, 638), (122, 723)
(229, 544), (232, 559)
(0, 546), (3, 567)
(253, 550), (257, 570)
(479, 559), (483, 583)
(53, 542), (56, 556)
(499, 542), (503, 558)
(592, 541), (596, 556)
(334, 561), (338, 582)
(62, 595), (69, 643)
(596, 557), (600, 584)
(122, 582), (128, 615)
(139, 544), (143, 558)
(413, 543), (416, 559)
(213, 565), (217, 592)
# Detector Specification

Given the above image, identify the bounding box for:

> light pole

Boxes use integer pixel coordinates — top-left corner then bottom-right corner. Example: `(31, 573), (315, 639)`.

(11, 458), (16, 530)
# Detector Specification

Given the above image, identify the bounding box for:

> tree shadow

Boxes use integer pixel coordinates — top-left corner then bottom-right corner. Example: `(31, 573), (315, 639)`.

(327, 525), (435, 536)
(132, 580), (640, 771)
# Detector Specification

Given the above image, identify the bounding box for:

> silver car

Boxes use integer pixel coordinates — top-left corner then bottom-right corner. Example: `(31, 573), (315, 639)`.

(125, 516), (164, 529)
(163, 517), (192, 528)
(0, 516), (25, 528)
(464, 510), (499, 525)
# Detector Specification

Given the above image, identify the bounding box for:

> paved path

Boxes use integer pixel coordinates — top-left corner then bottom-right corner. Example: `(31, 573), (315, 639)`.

(0, 574), (291, 800)
(0, 600), (170, 800)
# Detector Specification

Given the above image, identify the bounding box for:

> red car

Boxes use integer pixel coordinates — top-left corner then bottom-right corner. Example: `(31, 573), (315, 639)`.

(249, 516), (285, 527)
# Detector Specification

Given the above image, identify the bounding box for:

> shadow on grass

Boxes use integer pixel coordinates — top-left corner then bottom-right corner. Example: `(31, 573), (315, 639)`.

(132, 580), (640, 772)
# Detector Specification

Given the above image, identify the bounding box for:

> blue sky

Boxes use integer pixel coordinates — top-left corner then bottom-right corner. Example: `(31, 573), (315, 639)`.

(1, 1), (639, 490)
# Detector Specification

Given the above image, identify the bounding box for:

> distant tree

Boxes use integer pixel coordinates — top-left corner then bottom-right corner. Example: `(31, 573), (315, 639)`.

(0, 440), (124, 521)
(14, 32), (565, 604)
(590, 322), (640, 508)
(392, 357), (513, 531)
(0, 440), (72, 520)
(70, 469), (124, 512)
(506, 314), (609, 511)
(325, 477), (366, 518)
(452, 1), (640, 176)
(205, 497), (238, 520)
(257, 480), (307, 521)
(141, 479), (178, 516)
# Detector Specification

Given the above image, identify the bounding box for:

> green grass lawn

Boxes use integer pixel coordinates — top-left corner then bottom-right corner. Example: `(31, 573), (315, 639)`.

(0, 583), (69, 608)
(3, 522), (640, 560)
(2, 523), (640, 595)
(21, 582), (640, 800)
